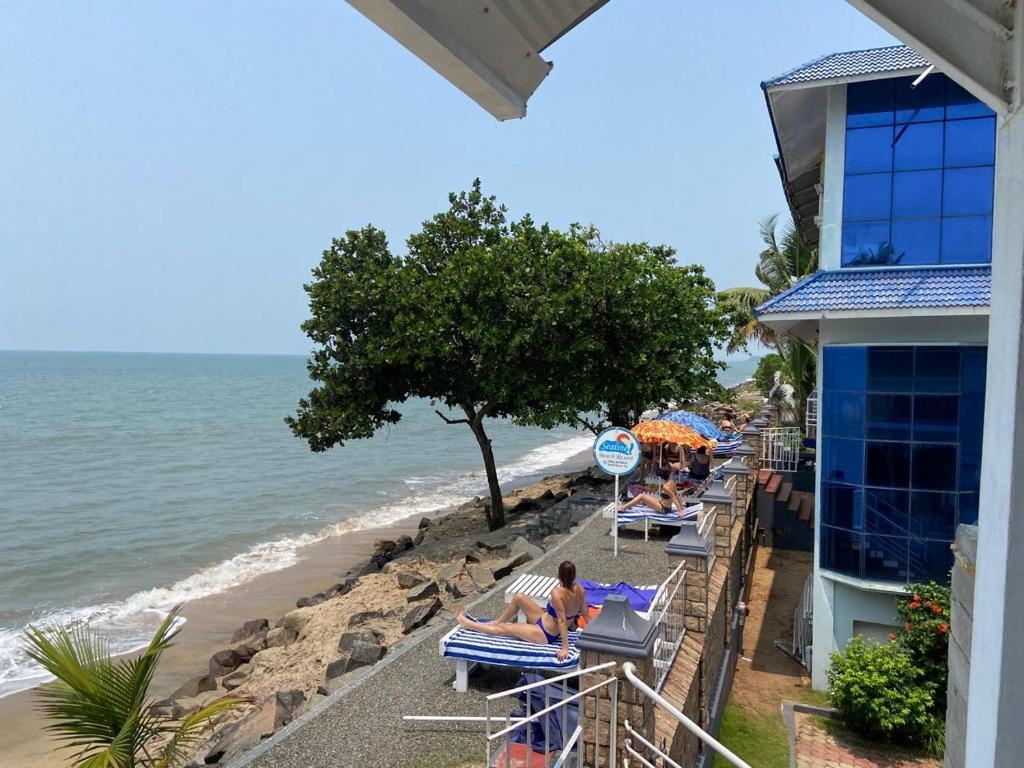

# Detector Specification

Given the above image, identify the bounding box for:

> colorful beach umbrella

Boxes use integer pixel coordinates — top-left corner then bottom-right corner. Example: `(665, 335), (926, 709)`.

(631, 419), (713, 449)
(659, 410), (726, 441)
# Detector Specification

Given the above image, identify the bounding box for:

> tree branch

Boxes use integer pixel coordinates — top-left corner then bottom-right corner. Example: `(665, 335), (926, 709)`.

(435, 409), (470, 425)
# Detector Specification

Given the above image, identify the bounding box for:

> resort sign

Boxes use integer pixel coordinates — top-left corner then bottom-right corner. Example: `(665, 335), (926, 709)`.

(593, 427), (641, 558)
(593, 427), (641, 476)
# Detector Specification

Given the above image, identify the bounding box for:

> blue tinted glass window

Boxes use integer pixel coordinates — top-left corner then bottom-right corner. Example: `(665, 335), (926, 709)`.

(891, 219), (941, 265)
(895, 75), (945, 123)
(823, 391), (864, 437)
(868, 347), (914, 391)
(825, 483), (863, 529)
(893, 122), (943, 170)
(842, 221), (892, 266)
(822, 437), (864, 486)
(866, 394), (912, 440)
(958, 492), (979, 526)
(844, 174), (892, 220)
(912, 443), (957, 490)
(843, 74), (994, 266)
(943, 166), (994, 216)
(823, 347), (867, 391)
(820, 345), (986, 584)
(941, 216), (992, 264)
(863, 534), (909, 580)
(945, 117), (996, 167)
(916, 347), (961, 392)
(846, 126), (895, 173)
(847, 79), (895, 127)
(821, 527), (863, 574)
(914, 395), (959, 442)
(946, 80), (996, 119)
(864, 488), (909, 535)
(866, 441), (911, 487)
(892, 170), (942, 217)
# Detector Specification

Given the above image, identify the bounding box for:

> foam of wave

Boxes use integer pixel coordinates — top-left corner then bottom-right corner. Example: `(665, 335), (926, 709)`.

(0, 433), (594, 700)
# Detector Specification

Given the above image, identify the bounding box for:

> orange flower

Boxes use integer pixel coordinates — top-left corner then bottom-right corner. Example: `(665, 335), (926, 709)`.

(932, 604), (942, 614)
(910, 602), (920, 610)
(913, 594), (921, 602)
(924, 600), (931, 607)
(938, 624), (948, 634)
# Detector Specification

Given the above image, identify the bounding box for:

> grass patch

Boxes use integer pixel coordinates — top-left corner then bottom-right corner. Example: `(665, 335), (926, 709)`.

(711, 699), (791, 768)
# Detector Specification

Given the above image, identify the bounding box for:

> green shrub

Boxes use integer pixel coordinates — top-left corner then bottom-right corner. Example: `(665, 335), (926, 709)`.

(827, 636), (936, 744)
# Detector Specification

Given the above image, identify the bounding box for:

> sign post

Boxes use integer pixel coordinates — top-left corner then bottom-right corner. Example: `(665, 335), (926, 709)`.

(592, 427), (642, 557)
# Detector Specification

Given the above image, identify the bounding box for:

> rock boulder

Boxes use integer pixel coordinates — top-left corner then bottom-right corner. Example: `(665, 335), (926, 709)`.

(402, 596), (442, 634)
(209, 649), (245, 676)
(396, 570), (426, 589)
(231, 619), (269, 644)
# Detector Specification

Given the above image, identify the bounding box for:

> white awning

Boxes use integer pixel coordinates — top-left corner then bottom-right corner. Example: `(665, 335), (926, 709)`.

(345, 0), (609, 120)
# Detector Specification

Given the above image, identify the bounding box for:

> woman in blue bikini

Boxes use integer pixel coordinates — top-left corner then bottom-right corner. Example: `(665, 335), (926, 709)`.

(454, 561), (585, 662)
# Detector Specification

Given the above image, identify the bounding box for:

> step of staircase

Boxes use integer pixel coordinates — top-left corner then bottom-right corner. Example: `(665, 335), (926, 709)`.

(765, 474), (782, 495)
(777, 481), (793, 505)
(756, 468), (773, 486)
(798, 495), (814, 523)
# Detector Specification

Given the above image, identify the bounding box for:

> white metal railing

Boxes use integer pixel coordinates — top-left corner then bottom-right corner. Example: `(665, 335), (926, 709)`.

(699, 506), (717, 572)
(805, 393), (818, 441)
(759, 426), (802, 472)
(650, 562), (687, 692)
(792, 573), (813, 673)
(485, 661), (618, 768)
(622, 662), (753, 768)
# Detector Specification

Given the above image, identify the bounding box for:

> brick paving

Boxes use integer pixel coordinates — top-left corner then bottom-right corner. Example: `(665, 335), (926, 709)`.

(793, 712), (941, 768)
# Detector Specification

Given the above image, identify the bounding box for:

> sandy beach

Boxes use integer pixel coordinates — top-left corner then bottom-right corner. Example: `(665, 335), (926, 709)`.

(0, 449), (596, 768)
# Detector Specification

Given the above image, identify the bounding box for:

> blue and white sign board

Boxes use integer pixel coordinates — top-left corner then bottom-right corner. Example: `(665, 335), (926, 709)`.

(593, 428), (641, 556)
(593, 427), (642, 476)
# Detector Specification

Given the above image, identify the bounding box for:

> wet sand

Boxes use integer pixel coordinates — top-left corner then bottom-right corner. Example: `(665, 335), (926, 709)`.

(0, 450), (593, 767)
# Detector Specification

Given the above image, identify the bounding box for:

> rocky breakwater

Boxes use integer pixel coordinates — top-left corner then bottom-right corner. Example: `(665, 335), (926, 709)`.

(158, 467), (612, 766)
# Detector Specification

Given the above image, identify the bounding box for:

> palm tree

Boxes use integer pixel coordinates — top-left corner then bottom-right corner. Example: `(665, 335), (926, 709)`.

(25, 608), (239, 768)
(718, 215), (819, 426)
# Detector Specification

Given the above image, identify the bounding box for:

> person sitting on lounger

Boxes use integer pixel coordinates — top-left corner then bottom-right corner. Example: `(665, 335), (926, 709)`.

(618, 466), (688, 516)
(688, 445), (711, 482)
(454, 560), (585, 662)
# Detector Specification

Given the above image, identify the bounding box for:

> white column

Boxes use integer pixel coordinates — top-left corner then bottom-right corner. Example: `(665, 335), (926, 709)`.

(965, 110), (1024, 768)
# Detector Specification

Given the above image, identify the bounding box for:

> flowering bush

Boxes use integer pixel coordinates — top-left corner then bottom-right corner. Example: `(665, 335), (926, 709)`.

(895, 581), (951, 711)
(828, 581), (950, 754)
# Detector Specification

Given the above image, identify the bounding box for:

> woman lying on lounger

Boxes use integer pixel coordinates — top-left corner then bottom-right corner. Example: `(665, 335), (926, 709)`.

(454, 560), (585, 662)
(618, 466), (688, 516)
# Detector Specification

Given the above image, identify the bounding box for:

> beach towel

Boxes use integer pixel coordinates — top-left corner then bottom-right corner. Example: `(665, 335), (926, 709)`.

(441, 615), (580, 671)
(577, 579), (656, 612)
(508, 673), (579, 752)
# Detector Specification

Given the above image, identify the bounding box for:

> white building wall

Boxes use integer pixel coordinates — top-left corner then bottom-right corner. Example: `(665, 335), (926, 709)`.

(818, 84), (846, 272)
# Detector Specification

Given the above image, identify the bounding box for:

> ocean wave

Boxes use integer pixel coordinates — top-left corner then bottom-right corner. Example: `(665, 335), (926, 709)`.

(0, 432), (594, 700)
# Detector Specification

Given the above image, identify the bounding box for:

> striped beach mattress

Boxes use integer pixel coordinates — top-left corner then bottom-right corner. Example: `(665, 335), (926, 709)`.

(616, 503), (702, 526)
(713, 438), (743, 456)
(440, 615), (581, 670)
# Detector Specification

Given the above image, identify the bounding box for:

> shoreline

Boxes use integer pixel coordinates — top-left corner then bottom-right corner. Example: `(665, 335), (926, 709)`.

(0, 447), (598, 768)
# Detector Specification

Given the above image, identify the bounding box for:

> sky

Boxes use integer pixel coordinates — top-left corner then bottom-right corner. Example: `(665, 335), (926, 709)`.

(0, 1), (896, 355)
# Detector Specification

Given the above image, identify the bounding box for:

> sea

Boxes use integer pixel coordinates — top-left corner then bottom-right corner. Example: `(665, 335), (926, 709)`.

(0, 350), (755, 699)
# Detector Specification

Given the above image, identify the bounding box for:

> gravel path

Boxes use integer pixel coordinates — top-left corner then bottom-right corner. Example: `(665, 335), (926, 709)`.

(236, 505), (683, 768)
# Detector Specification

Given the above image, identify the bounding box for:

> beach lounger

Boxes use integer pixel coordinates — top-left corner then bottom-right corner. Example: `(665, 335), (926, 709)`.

(439, 615), (580, 692)
(713, 438), (743, 456)
(609, 502), (703, 540)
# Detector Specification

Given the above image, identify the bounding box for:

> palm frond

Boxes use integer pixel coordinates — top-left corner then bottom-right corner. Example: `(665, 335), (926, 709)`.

(155, 697), (245, 768)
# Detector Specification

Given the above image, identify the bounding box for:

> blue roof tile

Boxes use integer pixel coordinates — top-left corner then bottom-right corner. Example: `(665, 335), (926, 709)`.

(762, 45), (929, 88)
(754, 266), (991, 316)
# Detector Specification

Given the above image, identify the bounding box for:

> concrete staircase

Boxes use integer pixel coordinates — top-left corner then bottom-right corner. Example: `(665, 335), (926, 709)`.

(756, 469), (814, 550)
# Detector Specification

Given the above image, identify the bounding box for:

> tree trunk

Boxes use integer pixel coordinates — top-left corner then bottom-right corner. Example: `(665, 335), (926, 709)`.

(464, 406), (505, 531)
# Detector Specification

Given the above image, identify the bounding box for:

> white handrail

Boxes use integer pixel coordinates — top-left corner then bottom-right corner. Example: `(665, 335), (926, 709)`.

(622, 662), (753, 768)
(488, 676), (614, 741)
(485, 661), (615, 701)
(551, 725), (583, 768)
(624, 720), (683, 768)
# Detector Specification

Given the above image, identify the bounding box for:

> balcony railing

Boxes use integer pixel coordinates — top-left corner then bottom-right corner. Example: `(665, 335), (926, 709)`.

(759, 426), (802, 473)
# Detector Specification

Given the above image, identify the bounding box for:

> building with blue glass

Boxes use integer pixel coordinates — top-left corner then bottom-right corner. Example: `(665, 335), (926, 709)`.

(756, 46), (993, 689)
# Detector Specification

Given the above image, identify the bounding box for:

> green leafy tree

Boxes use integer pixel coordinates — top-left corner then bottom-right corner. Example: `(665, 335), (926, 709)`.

(718, 214), (818, 426)
(569, 232), (729, 432)
(289, 181), (601, 530)
(895, 582), (951, 712)
(25, 609), (238, 768)
(288, 182), (729, 530)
